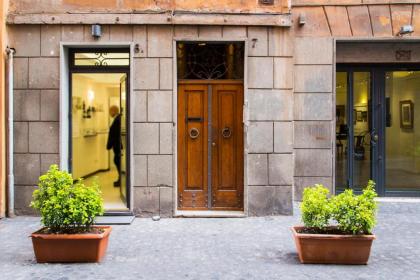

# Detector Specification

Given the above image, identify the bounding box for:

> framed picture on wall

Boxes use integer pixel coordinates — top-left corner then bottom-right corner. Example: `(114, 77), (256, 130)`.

(400, 100), (414, 129)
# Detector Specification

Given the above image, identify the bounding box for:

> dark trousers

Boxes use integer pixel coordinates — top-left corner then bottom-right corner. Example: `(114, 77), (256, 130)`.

(113, 151), (121, 181)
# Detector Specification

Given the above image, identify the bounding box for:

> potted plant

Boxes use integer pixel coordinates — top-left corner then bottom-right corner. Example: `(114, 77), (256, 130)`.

(292, 181), (377, 265)
(30, 165), (110, 263)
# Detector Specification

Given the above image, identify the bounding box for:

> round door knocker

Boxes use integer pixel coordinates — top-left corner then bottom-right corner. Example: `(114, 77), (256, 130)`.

(222, 127), (232, 138)
(189, 128), (200, 139)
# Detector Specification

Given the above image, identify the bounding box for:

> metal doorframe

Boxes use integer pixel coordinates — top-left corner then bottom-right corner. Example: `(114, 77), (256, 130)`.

(337, 64), (420, 197)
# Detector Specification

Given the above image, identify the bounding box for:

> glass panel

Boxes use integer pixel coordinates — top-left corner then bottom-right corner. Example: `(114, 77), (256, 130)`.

(177, 42), (244, 80)
(385, 71), (420, 192)
(353, 72), (371, 190)
(120, 76), (127, 202)
(71, 73), (129, 211)
(74, 52), (129, 66)
(336, 72), (348, 192)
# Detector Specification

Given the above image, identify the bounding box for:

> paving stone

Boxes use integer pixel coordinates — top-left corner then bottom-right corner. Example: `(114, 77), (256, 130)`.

(2, 202), (420, 279)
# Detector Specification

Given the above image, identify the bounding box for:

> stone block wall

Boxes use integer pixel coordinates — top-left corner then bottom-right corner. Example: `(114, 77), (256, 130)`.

(293, 37), (334, 201)
(9, 24), (295, 216)
(247, 27), (294, 216)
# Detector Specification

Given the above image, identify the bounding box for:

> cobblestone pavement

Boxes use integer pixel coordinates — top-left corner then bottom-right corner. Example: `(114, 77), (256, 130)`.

(0, 202), (419, 280)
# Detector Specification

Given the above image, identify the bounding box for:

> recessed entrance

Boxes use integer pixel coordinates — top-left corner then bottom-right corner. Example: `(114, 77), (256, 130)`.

(336, 65), (420, 196)
(176, 42), (245, 211)
(69, 49), (131, 211)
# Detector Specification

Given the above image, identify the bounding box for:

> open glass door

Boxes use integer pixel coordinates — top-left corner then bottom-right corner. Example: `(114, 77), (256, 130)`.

(70, 49), (131, 211)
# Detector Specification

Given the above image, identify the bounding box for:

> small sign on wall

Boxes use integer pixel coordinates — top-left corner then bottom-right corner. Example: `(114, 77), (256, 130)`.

(259, 0), (274, 5)
(396, 50), (412, 61)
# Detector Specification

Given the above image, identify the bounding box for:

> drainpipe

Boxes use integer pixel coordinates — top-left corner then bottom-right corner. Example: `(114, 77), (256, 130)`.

(6, 47), (15, 217)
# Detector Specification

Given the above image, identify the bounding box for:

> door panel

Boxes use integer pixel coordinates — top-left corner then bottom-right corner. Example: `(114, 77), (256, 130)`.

(212, 84), (244, 210)
(178, 84), (209, 209)
(178, 82), (244, 211)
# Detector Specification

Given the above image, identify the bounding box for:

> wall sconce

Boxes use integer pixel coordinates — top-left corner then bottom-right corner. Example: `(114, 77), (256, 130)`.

(298, 13), (306, 26)
(91, 24), (102, 39)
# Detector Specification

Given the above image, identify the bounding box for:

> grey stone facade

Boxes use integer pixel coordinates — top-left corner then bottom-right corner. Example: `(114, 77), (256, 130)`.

(9, 24), (305, 217)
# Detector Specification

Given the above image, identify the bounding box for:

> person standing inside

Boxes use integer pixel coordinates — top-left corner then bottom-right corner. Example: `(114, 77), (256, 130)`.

(107, 105), (122, 187)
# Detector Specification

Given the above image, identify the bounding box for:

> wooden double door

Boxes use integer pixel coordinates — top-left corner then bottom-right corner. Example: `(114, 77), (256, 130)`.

(178, 81), (244, 211)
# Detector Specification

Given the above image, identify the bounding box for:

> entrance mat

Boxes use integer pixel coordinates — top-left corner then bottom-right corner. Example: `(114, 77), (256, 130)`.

(95, 215), (135, 225)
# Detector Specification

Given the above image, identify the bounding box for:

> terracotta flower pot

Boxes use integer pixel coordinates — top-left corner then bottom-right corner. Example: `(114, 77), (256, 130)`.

(291, 226), (375, 265)
(31, 226), (112, 263)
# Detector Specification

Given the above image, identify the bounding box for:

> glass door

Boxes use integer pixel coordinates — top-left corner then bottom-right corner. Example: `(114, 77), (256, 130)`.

(385, 71), (420, 195)
(337, 66), (420, 197)
(336, 71), (375, 193)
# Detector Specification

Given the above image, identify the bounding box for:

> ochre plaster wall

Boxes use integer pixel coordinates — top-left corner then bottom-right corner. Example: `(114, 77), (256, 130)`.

(9, 0), (290, 14)
(0, 0), (8, 218)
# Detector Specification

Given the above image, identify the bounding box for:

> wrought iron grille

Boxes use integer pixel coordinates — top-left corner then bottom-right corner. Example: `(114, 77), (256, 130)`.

(74, 52), (130, 66)
(177, 42), (244, 80)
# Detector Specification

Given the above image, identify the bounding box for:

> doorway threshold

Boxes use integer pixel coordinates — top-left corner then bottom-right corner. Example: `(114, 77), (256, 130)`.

(376, 197), (420, 203)
(174, 210), (246, 218)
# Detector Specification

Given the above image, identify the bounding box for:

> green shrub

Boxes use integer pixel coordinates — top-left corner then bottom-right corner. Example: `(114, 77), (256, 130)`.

(331, 181), (378, 235)
(30, 165), (104, 233)
(300, 181), (378, 235)
(300, 185), (332, 230)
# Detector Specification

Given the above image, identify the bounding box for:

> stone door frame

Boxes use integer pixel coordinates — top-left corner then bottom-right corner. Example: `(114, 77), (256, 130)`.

(59, 42), (135, 211)
(172, 38), (249, 217)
